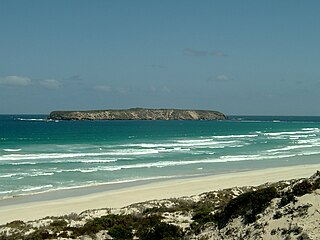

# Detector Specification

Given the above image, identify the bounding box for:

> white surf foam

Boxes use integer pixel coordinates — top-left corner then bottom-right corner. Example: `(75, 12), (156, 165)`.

(266, 144), (317, 153)
(76, 159), (118, 163)
(301, 128), (320, 131)
(0, 149), (163, 161)
(9, 162), (37, 165)
(17, 118), (48, 121)
(23, 172), (55, 177)
(264, 129), (319, 136)
(21, 184), (53, 192)
(3, 148), (22, 152)
(0, 190), (13, 194)
(212, 134), (258, 139)
(84, 154), (277, 171)
(16, 118), (48, 122)
(176, 139), (214, 143)
(0, 173), (17, 178)
(126, 140), (240, 149)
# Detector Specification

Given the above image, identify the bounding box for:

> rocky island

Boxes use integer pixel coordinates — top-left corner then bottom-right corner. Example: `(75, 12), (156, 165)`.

(48, 108), (226, 121)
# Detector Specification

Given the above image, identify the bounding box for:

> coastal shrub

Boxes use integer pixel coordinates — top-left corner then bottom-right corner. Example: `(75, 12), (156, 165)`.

(188, 199), (220, 234)
(90, 214), (122, 228)
(67, 218), (103, 237)
(213, 186), (278, 228)
(136, 215), (183, 240)
(67, 214), (130, 237)
(71, 213), (184, 240)
(273, 211), (283, 219)
(290, 226), (303, 235)
(105, 213), (183, 239)
(78, 220), (101, 235)
(279, 191), (297, 207)
(292, 180), (313, 196)
(108, 225), (133, 239)
(204, 189), (236, 204)
(281, 226), (303, 236)
(92, 214), (134, 239)
(0, 233), (22, 240)
(144, 206), (167, 214)
(5, 220), (26, 229)
(191, 206), (214, 228)
(279, 179), (315, 208)
(281, 203), (310, 218)
(24, 229), (54, 240)
(315, 178), (320, 189)
(191, 211), (214, 234)
(192, 208), (213, 223)
(144, 198), (196, 214)
(63, 212), (81, 221)
(50, 219), (68, 228)
(170, 198), (197, 213)
(279, 177), (319, 208)
(56, 231), (69, 238)
(271, 229), (277, 235)
(297, 232), (311, 240)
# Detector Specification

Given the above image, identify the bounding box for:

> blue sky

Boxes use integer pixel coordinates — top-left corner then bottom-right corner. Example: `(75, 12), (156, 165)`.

(1, 0), (320, 115)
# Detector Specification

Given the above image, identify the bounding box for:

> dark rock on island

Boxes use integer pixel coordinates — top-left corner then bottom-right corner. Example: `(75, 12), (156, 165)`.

(48, 108), (226, 121)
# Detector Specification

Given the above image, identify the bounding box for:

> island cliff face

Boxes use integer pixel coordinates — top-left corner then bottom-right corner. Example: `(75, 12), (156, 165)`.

(48, 108), (226, 121)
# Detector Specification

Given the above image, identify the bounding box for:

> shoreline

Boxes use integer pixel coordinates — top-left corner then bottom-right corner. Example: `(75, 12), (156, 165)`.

(0, 175), (194, 207)
(2, 154), (319, 205)
(1, 163), (320, 224)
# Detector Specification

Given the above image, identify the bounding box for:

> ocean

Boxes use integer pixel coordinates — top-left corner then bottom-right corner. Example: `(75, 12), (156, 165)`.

(0, 115), (320, 199)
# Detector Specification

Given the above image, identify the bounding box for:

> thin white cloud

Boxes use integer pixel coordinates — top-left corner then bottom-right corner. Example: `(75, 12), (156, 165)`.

(149, 86), (171, 93)
(94, 85), (112, 92)
(65, 75), (82, 81)
(161, 86), (171, 93)
(94, 85), (128, 94)
(39, 79), (60, 89)
(116, 87), (127, 94)
(208, 74), (232, 82)
(150, 86), (157, 92)
(215, 74), (231, 81)
(0, 76), (32, 86)
(184, 48), (227, 57)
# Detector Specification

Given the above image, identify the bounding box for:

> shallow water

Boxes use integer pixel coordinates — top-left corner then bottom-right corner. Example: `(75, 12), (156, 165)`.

(1, 115), (320, 198)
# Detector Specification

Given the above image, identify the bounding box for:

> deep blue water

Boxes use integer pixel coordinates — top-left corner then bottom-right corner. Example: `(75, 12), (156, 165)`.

(0, 115), (320, 198)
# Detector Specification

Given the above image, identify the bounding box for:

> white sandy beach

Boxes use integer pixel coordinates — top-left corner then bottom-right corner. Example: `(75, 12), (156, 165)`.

(1, 164), (319, 224)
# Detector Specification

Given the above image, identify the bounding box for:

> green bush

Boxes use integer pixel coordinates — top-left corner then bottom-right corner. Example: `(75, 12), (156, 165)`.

(279, 191), (297, 207)
(192, 208), (213, 223)
(136, 215), (183, 240)
(292, 180), (313, 196)
(68, 214), (134, 237)
(50, 219), (67, 228)
(24, 229), (54, 240)
(5, 220), (26, 229)
(144, 199), (196, 214)
(273, 211), (283, 219)
(65, 212), (183, 239)
(108, 225), (133, 239)
(214, 186), (278, 228)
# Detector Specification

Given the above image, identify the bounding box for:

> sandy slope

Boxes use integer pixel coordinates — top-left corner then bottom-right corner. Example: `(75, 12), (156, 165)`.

(0, 164), (319, 224)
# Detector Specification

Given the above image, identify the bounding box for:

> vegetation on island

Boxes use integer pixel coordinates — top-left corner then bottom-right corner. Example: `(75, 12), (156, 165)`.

(48, 108), (226, 121)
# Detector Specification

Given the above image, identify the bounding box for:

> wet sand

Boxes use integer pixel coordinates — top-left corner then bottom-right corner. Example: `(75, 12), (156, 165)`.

(0, 163), (319, 224)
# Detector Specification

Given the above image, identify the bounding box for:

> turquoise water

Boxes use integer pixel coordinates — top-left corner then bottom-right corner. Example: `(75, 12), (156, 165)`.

(0, 115), (320, 199)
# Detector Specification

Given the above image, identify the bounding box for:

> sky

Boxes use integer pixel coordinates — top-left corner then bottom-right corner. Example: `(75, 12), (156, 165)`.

(1, 0), (320, 115)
